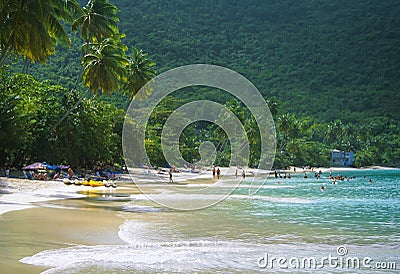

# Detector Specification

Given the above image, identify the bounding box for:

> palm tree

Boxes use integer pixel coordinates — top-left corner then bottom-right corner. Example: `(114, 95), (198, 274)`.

(52, 37), (128, 130)
(123, 46), (156, 98)
(266, 96), (279, 116)
(326, 120), (345, 149)
(52, 0), (124, 129)
(0, 0), (80, 66)
(82, 37), (128, 94)
(277, 113), (302, 150)
(72, 0), (119, 45)
(277, 114), (292, 139)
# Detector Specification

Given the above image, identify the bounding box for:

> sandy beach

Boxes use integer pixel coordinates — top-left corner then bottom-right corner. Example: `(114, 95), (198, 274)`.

(1, 166), (399, 273)
(0, 177), (139, 273)
(0, 205), (126, 273)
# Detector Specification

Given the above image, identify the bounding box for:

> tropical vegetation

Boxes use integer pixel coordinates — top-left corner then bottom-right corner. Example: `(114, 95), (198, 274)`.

(1, 0), (399, 169)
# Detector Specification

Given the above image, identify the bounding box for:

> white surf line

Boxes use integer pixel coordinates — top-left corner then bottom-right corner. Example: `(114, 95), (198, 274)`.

(0, 184), (87, 216)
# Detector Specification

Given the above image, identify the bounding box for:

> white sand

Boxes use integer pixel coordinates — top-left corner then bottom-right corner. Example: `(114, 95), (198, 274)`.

(0, 178), (124, 216)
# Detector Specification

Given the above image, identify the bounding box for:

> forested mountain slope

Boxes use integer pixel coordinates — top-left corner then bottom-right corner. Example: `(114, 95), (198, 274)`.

(14, 0), (400, 122)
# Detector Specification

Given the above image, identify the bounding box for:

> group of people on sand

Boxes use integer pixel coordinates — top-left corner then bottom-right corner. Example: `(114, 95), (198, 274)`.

(235, 168), (246, 179)
(211, 166), (247, 180)
(21, 163), (121, 182)
(212, 166), (221, 179)
(22, 167), (74, 181)
(23, 171), (51, 181)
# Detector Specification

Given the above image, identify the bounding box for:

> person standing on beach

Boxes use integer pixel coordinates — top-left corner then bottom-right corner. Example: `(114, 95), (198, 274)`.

(169, 168), (173, 183)
(4, 163), (10, 178)
(216, 167), (221, 179)
(212, 166), (216, 178)
(242, 169), (246, 179)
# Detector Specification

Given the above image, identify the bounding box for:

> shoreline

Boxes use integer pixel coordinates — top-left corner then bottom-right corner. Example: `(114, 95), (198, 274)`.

(1, 165), (398, 216)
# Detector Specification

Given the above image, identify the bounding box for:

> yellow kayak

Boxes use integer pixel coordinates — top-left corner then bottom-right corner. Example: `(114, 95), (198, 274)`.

(89, 180), (104, 187)
(82, 180), (91, 186)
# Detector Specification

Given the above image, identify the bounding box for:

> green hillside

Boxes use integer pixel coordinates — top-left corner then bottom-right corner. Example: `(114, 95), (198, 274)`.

(3, 0), (399, 168)
(11, 0), (400, 122)
(118, 0), (400, 122)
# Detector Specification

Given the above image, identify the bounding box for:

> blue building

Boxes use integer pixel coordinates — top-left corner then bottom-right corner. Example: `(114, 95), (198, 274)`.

(331, 149), (354, 167)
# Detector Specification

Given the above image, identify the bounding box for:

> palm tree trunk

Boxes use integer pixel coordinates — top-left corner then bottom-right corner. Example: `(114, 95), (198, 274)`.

(50, 88), (91, 132)
(22, 58), (29, 73)
(0, 39), (13, 67)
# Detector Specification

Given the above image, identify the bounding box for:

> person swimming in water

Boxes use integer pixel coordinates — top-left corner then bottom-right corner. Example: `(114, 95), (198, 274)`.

(320, 186), (326, 191)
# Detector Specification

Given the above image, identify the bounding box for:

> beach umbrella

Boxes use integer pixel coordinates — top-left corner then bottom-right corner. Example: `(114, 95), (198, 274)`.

(44, 162), (57, 170)
(22, 162), (47, 170)
(22, 162), (56, 170)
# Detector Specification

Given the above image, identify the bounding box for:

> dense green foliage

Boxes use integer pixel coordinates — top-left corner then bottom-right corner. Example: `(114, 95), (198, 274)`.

(0, 0), (157, 169)
(143, 94), (400, 168)
(1, 0), (399, 168)
(0, 71), (124, 167)
(9, 0), (400, 122)
(117, 0), (400, 123)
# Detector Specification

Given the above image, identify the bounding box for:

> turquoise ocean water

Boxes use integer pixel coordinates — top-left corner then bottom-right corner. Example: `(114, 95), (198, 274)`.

(19, 169), (400, 273)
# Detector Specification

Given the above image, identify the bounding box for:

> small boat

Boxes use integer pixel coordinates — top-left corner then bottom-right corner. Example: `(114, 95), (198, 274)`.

(103, 180), (117, 188)
(63, 179), (73, 185)
(73, 180), (82, 186)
